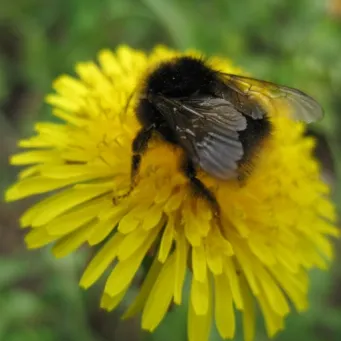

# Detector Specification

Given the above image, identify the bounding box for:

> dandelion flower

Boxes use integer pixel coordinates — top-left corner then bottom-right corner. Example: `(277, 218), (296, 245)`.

(6, 45), (338, 341)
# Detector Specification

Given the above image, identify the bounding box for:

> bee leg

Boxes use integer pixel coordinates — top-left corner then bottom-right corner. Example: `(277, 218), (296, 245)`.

(113, 125), (154, 204)
(182, 158), (220, 217)
(131, 126), (154, 181)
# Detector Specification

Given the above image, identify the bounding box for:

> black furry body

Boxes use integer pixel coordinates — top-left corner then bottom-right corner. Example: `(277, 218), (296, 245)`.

(137, 57), (271, 164)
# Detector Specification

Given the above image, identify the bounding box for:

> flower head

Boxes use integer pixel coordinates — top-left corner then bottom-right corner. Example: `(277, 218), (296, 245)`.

(6, 46), (338, 341)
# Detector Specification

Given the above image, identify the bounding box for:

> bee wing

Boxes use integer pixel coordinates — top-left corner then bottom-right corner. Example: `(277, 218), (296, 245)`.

(221, 73), (324, 123)
(152, 95), (246, 180)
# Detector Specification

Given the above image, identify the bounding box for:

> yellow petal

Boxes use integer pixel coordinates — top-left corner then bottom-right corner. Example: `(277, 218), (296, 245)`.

(80, 233), (124, 289)
(269, 266), (308, 312)
(18, 136), (54, 149)
(174, 232), (188, 305)
(25, 228), (57, 249)
(224, 256), (244, 310)
(141, 254), (175, 331)
(40, 164), (112, 179)
(46, 198), (108, 236)
(164, 191), (184, 212)
(52, 223), (92, 258)
(100, 291), (127, 311)
(76, 62), (112, 93)
(52, 75), (88, 97)
(275, 243), (300, 273)
(46, 94), (82, 112)
(192, 244), (207, 283)
(53, 109), (88, 126)
(10, 150), (62, 165)
(104, 227), (159, 297)
(205, 228), (231, 275)
(88, 204), (129, 245)
(214, 273), (235, 339)
(255, 265), (289, 317)
(142, 205), (163, 230)
(158, 215), (174, 263)
(240, 276), (255, 341)
(308, 233), (334, 260)
(98, 49), (123, 78)
(117, 204), (149, 234)
(123, 256), (163, 319)
(248, 234), (276, 266)
(33, 122), (67, 139)
(190, 275), (209, 316)
(87, 216), (119, 246)
(18, 165), (41, 179)
(6, 176), (92, 201)
(188, 276), (212, 341)
(206, 242), (223, 275)
(257, 289), (284, 337)
(20, 187), (110, 227)
(316, 197), (337, 221)
(314, 220), (339, 237)
(154, 183), (172, 204)
(117, 223), (161, 261)
(232, 240), (260, 296)
(183, 203), (202, 247)
(195, 199), (212, 237)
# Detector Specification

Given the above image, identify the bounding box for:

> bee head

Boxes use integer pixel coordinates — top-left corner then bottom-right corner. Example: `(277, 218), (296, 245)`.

(145, 56), (217, 98)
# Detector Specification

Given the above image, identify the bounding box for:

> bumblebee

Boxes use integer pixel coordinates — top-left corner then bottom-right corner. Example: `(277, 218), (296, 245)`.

(129, 56), (323, 211)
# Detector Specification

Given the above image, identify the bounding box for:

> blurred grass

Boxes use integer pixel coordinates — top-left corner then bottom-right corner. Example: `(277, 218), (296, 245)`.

(1, 0), (341, 340)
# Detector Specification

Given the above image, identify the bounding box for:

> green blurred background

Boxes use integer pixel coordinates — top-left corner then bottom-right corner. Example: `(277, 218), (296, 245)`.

(1, 0), (341, 340)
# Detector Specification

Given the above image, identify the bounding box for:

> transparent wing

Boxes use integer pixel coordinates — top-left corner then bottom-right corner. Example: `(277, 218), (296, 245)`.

(151, 95), (246, 180)
(221, 73), (324, 123)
